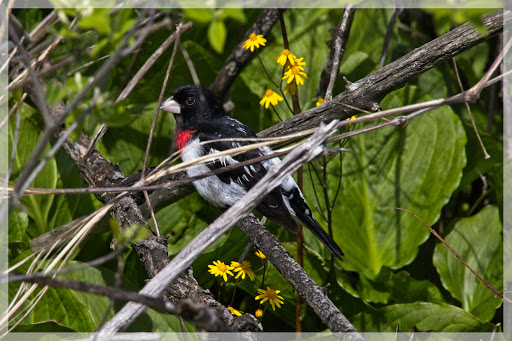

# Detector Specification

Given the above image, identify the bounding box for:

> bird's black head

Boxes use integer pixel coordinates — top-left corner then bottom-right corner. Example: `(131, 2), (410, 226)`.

(160, 85), (225, 129)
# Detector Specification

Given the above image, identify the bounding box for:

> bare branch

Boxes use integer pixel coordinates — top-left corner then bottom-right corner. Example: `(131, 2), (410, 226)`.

(236, 215), (363, 338)
(115, 22), (193, 103)
(379, 8), (398, 67)
(260, 10), (506, 138)
(6, 274), (236, 332)
(322, 5), (356, 100)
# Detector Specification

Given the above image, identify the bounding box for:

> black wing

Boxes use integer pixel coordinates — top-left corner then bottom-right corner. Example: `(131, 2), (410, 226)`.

(195, 118), (299, 232)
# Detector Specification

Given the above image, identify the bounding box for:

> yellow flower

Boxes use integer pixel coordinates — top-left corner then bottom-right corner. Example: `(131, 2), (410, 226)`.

(227, 306), (243, 316)
(255, 287), (284, 311)
(231, 260), (256, 281)
(255, 309), (263, 318)
(291, 57), (306, 69)
(276, 49), (296, 67)
(282, 65), (308, 85)
(255, 250), (266, 259)
(316, 98), (324, 106)
(259, 89), (283, 109)
(242, 33), (266, 52)
(208, 260), (234, 282)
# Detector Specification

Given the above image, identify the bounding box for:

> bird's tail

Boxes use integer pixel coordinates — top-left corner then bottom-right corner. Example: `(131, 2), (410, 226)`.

(297, 211), (344, 261)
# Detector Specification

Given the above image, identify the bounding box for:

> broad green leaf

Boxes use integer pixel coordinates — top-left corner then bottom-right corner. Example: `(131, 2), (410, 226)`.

(458, 121), (502, 191)
(10, 285), (97, 332)
(9, 105), (57, 236)
(351, 302), (494, 332)
(338, 51), (377, 83)
(182, 8), (213, 24)
(13, 321), (75, 332)
(303, 85), (466, 280)
(59, 264), (114, 328)
(162, 194), (217, 256)
(208, 20), (227, 54)
(336, 266), (444, 305)
(433, 205), (502, 322)
(8, 259), (113, 331)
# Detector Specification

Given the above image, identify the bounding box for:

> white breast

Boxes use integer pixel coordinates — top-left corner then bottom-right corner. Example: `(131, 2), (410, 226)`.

(181, 137), (247, 207)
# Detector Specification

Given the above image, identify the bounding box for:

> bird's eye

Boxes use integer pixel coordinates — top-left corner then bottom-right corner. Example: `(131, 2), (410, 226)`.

(185, 97), (195, 106)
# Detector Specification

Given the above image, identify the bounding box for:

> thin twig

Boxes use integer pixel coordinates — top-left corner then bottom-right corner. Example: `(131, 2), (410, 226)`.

(379, 8), (398, 67)
(115, 22), (193, 103)
(395, 208), (511, 304)
(8, 274), (179, 314)
(179, 41), (201, 86)
(325, 5), (356, 101)
(452, 57), (490, 159)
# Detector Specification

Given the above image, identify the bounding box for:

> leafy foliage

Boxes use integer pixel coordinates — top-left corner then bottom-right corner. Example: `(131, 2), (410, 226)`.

(7, 7), (503, 334)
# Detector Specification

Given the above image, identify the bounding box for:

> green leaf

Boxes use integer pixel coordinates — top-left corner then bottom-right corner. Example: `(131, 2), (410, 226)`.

(10, 284), (97, 332)
(218, 8), (247, 23)
(8, 209), (30, 247)
(9, 105), (57, 236)
(162, 194), (216, 256)
(458, 121), (502, 190)
(47, 149), (101, 230)
(337, 267), (445, 305)
(77, 9), (111, 35)
(310, 85), (467, 281)
(182, 8), (213, 24)
(351, 302), (494, 332)
(8, 260), (128, 332)
(208, 20), (227, 54)
(433, 205), (503, 322)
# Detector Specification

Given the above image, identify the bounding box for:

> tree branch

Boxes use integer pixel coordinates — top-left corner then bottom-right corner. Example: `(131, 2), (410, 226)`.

(259, 10), (506, 138)
(6, 274), (236, 332)
(236, 215), (363, 339)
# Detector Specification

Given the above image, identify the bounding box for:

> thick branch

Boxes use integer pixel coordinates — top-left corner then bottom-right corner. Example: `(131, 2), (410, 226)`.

(260, 10), (506, 138)
(237, 215), (363, 339)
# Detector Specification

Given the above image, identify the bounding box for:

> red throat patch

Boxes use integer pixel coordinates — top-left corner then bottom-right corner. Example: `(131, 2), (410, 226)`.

(176, 130), (196, 150)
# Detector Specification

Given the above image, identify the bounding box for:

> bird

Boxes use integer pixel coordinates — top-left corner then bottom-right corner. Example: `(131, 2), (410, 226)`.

(160, 84), (344, 260)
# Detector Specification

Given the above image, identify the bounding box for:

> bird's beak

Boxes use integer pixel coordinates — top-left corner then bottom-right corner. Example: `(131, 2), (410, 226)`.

(160, 97), (181, 114)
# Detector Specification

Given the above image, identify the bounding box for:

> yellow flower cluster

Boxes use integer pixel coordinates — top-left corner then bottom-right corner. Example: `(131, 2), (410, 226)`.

(208, 259), (256, 282)
(207, 250), (284, 315)
(281, 54), (308, 87)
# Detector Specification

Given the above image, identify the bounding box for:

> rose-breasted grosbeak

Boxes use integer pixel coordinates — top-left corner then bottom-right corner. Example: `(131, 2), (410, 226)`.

(160, 85), (344, 260)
